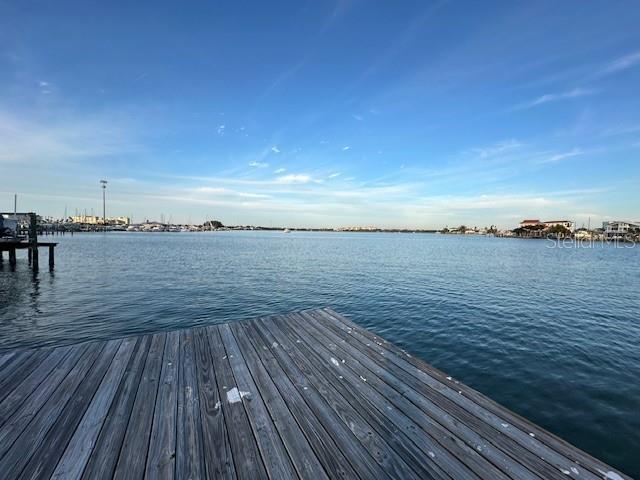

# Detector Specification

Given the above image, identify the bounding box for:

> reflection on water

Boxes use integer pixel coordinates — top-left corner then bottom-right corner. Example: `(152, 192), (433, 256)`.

(0, 232), (639, 476)
(1, 260), (43, 315)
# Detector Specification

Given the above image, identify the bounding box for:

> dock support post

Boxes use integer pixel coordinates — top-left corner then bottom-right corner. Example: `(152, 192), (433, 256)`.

(28, 247), (32, 265)
(9, 248), (16, 269)
(49, 245), (55, 270)
(0, 251), (3, 265)
(29, 213), (38, 271)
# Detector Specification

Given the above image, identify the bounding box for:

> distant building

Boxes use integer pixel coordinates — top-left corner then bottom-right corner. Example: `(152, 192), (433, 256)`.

(519, 219), (541, 228)
(71, 215), (100, 224)
(542, 220), (575, 232)
(70, 215), (130, 225)
(602, 220), (640, 238)
(109, 216), (131, 226)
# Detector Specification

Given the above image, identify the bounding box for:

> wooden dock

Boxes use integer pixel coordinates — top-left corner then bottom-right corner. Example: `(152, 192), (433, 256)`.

(1, 212), (57, 270)
(0, 308), (628, 480)
(0, 241), (58, 270)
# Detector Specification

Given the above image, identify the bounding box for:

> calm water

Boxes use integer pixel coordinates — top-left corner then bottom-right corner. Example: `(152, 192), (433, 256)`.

(1, 231), (639, 476)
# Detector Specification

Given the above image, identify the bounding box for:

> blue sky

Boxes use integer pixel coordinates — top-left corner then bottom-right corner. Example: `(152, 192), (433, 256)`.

(1, 0), (639, 228)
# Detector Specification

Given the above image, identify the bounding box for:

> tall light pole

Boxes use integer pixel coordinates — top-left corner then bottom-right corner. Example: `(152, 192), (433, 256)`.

(100, 179), (108, 229)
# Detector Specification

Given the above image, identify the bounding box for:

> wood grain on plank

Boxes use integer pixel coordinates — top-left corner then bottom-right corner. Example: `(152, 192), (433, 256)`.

(0, 309), (627, 480)
(275, 314), (439, 480)
(19, 339), (123, 480)
(320, 308), (627, 480)
(304, 309), (560, 480)
(193, 327), (236, 480)
(0, 348), (52, 403)
(239, 320), (360, 480)
(0, 346), (72, 430)
(175, 329), (205, 479)
(205, 325), (268, 480)
(258, 317), (397, 480)
(0, 341), (105, 478)
(220, 323), (300, 480)
(51, 338), (137, 480)
(297, 310), (533, 480)
(113, 333), (166, 480)
(230, 321), (330, 480)
(145, 330), (180, 480)
(81, 335), (152, 480)
(0, 344), (89, 448)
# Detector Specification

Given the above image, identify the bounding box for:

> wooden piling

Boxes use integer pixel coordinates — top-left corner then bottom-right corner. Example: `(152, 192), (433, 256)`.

(29, 213), (38, 271)
(8, 248), (16, 268)
(49, 244), (55, 270)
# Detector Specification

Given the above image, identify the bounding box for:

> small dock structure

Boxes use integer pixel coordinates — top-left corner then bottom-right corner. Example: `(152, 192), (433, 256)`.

(0, 308), (629, 479)
(0, 212), (57, 271)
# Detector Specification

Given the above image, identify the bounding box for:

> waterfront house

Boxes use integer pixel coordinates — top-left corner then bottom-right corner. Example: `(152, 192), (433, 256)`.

(543, 220), (575, 232)
(515, 219), (575, 238)
(519, 219), (542, 228)
(602, 220), (640, 239)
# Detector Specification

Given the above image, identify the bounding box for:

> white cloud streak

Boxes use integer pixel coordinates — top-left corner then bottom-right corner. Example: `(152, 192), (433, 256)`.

(599, 51), (640, 76)
(0, 109), (139, 165)
(275, 174), (312, 184)
(538, 148), (584, 164)
(514, 87), (597, 110)
(249, 161), (269, 168)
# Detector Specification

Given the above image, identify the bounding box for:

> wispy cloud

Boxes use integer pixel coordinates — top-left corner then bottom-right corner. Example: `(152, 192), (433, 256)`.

(600, 124), (640, 137)
(194, 186), (271, 199)
(249, 161), (269, 168)
(0, 109), (139, 165)
(538, 148), (584, 164)
(276, 174), (312, 184)
(271, 145), (280, 153)
(599, 51), (640, 76)
(470, 139), (523, 159)
(351, 114), (363, 121)
(342, 146), (351, 151)
(514, 87), (596, 110)
(274, 167), (286, 173)
(217, 124), (226, 136)
(328, 172), (342, 179)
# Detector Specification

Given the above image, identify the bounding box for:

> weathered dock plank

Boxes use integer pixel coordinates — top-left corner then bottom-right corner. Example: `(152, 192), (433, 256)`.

(0, 346), (72, 428)
(276, 314), (445, 480)
(193, 327), (236, 479)
(81, 335), (152, 479)
(0, 341), (104, 478)
(220, 323), (301, 480)
(206, 325), (269, 479)
(0, 309), (630, 480)
(300, 310), (548, 480)
(238, 320), (361, 479)
(145, 330), (180, 480)
(229, 322), (329, 480)
(318, 308), (621, 480)
(175, 329), (205, 479)
(113, 333), (165, 480)
(18, 339), (122, 480)
(51, 338), (137, 480)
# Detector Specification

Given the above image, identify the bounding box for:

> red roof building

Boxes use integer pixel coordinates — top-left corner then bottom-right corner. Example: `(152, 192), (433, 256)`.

(519, 219), (541, 228)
